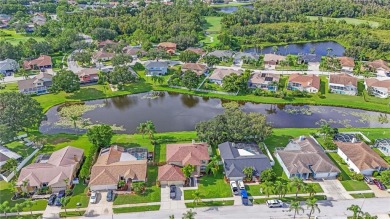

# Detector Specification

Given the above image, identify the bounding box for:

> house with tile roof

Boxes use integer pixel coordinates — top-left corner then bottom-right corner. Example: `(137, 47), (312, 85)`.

(233, 52), (259, 66)
(338, 57), (355, 72)
(23, 55), (52, 70)
(275, 136), (340, 179)
(0, 59), (18, 76)
(17, 146), (83, 193)
(77, 68), (99, 83)
(17, 72), (53, 95)
(158, 164), (186, 186)
(207, 50), (234, 60)
(287, 73), (320, 93)
(185, 47), (205, 56)
(264, 54), (286, 69)
(248, 73), (280, 91)
(367, 59), (390, 76)
(364, 78), (390, 98)
(181, 63), (208, 76)
(92, 50), (114, 62)
(158, 141), (209, 185)
(122, 46), (146, 58)
(218, 142), (271, 181)
(328, 73), (358, 96)
(98, 39), (118, 48)
(209, 69), (242, 85)
(89, 146), (147, 191)
(157, 42), (177, 54)
(336, 141), (390, 176)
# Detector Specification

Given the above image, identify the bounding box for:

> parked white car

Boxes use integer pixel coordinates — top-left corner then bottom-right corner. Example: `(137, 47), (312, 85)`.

(230, 181), (239, 195)
(90, 191), (98, 204)
(266, 199), (283, 208)
(237, 180), (245, 190)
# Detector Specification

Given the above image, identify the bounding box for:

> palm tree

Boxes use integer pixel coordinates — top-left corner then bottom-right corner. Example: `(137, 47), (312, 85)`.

(306, 198), (320, 219)
(274, 181), (287, 198)
(11, 203), (24, 216)
(362, 212), (378, 219)
(169, 215), (175, 219)
(305, 183), (317, 197)
(192, 191), (202, 206)
(137, 122), (147, 138)
(18, 68), (29, 79)
(23, 199), (34, 216)
(272, 46), (279, 54)
(0, 201), (10, 219)
(182, 209), (197, 219)
(260, 45), (264, 55)
(206, 156), (220, 176)
(60, 197), (70, 217)
(263, 181), (274, 197)
(145, 120), (156, 140)
(290, 177), (306, 199)
(347, 204), (363, 219)
(242, 166), (254, 181)
(289, 201), (304, 219)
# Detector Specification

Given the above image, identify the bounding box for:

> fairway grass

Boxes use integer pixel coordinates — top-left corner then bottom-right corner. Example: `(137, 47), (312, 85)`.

(0, 30), (45, 45)
(307, 16), (380, 27)
(204, 16), (223, 32)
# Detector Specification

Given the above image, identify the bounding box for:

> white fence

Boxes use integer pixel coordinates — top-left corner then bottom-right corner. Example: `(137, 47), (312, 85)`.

(260, 142), (275, 166)
(0, 148), (40, 182)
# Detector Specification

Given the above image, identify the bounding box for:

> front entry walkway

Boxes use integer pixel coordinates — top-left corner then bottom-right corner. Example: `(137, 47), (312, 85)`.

(160, 185), (186, 210)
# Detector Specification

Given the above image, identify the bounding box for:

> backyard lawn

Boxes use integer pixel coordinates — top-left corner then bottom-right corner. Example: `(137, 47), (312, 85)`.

(113, 166), (161, 205)
(113, 205), (160, 214)
(184, 171), (232, 200)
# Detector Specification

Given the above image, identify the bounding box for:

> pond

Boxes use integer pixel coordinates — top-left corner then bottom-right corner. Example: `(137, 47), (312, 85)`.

(215, 5), (254, 13)
(39, 92), (390, 134)
(244, 41), (345, 57)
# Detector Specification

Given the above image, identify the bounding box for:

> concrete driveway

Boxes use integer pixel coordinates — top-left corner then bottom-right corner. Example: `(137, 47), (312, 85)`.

(319, 180), (353, 200)
(368, 184), (390, 198)
(160, 185), (186, 210)
(85, 191), (113, 216)
(42, 205), (60, 219)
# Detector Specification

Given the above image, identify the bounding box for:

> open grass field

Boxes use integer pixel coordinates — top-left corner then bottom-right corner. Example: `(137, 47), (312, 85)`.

(204, 16), (223, 32)
(306, 16), (380, 28)
(0, 30), (45, 45)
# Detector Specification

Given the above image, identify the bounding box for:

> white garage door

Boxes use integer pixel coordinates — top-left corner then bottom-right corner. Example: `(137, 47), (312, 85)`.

(90, 184), (117, 191)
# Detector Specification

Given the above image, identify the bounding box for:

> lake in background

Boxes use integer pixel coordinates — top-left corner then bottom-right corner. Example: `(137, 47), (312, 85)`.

(215, 5), (254, 13)
(39, 92), (390, 134)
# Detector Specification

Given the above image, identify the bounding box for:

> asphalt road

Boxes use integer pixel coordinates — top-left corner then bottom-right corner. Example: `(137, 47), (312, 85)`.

(90, 198), (390, 219)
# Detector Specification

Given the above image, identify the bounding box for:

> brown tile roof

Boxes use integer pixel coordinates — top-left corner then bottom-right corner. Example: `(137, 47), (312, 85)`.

(98, 40), (117, 47)
(158, 42), (176, 48)
(89, 146), (147, 186)
(122, 47), (146, 56)
(93, 51), (115, 59)
(263, 54), (286, 62)
(368, 59), (390, 71)
(158, 164), (186, 181)
(78, 68), (99, 77)
(166, 142), (209, 166)
(17, 146), (83, 187)
(336, 142), (390, 170)
(182, 63), (207, 76)
(276, 137), (340, 175)
(23, 55), (52, 68)
(185, 48), (205, 55)
(288, 73), (320, 90)
(209, 69), (242, 81)
(249, 73), (280, 84)
(329, 73), (357, 87)
(365, 78), (390, 90)
(338, 57), (355, 67)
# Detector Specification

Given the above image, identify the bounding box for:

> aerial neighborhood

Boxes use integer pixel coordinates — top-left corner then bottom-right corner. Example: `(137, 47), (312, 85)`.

(1, 0), (390, 218)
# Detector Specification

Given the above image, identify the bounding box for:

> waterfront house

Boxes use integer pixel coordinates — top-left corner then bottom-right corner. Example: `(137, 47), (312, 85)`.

(0, 59), (18, 76)
(367, 59), (390, 76)
(364, 78), (390, 98)
(158, 164), (186, 186)
(207, 50), (234, 61)
(275, 136), (340, 179)
(233, 52), (259, 66)
(208, 68), (242, 85)
(287, 73), (320, 93)
(248, 72), (280, 91)
(328, 73), (358, 95)
(145, 61), (168, 76)
(17, 72), (52, 95)
(157, 42), (177, 54)
(23, 55), (52, 70)
(77, 68), (99, 83)
(181, 63), (208, 76)
(263, 54), (286, 69)
(338, 57), (355, 72)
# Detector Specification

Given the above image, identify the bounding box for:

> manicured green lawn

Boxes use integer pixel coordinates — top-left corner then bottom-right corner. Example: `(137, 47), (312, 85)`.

(0, 181), (47, 212)
(0, 82), (19, 93)
(0, 30), (45, 45)
(184, 171), (232, 200)
(350, 193), (376, 199)
(253, 195), (327, 204)
(59, 211), (86, 217)
(203, 16), (223, 32)
(245, 182), (323, 197)
(113, 166), (160, 205)
(185, 200), (234, 208)
(7, 214), (43, 219)
(306, 16), (380, 28)
(113, 205), (160, 214)
(5, 141), (36, 158)
(64, 184), (89, 209)
(341, 181), (370, 191)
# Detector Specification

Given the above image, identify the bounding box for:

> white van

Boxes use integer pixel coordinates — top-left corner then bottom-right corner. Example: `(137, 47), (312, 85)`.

(237, 180), (245, 190)
(230, 181), (239, 195)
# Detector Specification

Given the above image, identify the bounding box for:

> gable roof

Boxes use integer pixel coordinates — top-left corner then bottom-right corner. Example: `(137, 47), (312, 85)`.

(98, 40), (117, 47)
(17, 146), (83, 187)
(276, 136), (340, 175)
(17, 72), (53, 91)
(145, 61), (168, 69)
(158, 42), (176, 48)
(299, 54), (321, 63)
(329, 73), (357, 87)
(122, 46), (146, 56)
(368, 59), (390, 71)
(288, 74), (320, 90)
(158, 164), (186, 181)
(234, 52), (259, 61)
(78, 68), (99, 77)
(218, 142), (271, 178)
(89, 146), (147, 186)
(249, 73), (280, 85)
(209, 69), (242, 81)
(338, 57), (355, 67)
(365, 78), (390, 90)
(166, 142), (209, 166)
(93, 51), (114, 59)
(336, 142), (390, 171)
(185, 48), (205, 55)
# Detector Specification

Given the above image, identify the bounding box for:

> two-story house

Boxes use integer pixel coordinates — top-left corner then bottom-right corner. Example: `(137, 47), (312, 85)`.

(248, 73), (280, 91)
(364, 78), (390, 98)
(145, 61), (168, 76)
(17, 72), (53, 95)
(328, 73), (358, 95)
(158, 141), (209, 186)
(0, 59), (18, 76)
(287, 73), (320, 93)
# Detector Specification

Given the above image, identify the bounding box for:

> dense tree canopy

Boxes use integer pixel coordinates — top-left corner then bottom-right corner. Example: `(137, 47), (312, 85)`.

(50, 69), (80, 93)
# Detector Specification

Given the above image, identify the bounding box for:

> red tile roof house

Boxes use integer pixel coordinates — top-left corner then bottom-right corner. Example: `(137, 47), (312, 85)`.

(364, 78), (390, 98)
(287, 73), (320, 93)
(328, 73), (358, 96)
(77, 68), (99, 83)
(158, 141), (210, 186)
(157, 42), (177, 54)
(367, 59), (390, 76)
(23, 55), (52, 70)
(97, 39), (118, 48)
(338, 57), (355, 72)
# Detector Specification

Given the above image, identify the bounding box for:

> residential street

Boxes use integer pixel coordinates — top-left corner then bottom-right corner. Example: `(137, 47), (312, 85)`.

(82, 198), (390, 219)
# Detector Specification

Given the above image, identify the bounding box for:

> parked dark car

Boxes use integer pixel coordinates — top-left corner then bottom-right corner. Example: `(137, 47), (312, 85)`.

(55, 190), (66, 206)
(364, 176), (373, 185)
(170, 185), (176, 199)
(106, 190), (114, 202)
(373, 179), (386, 190)
(48, 194), (57, 206)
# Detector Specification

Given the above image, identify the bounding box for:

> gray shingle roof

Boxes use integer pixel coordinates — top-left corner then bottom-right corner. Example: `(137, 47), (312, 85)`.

(145, 61), (168, 69)
(218, 142), (271, 178)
